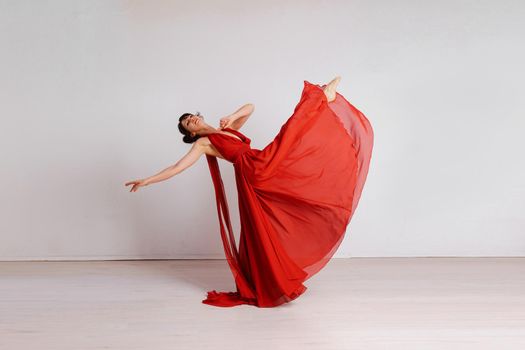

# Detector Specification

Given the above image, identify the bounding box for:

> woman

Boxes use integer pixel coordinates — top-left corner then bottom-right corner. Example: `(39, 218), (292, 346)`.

(125, 77), (374, 307)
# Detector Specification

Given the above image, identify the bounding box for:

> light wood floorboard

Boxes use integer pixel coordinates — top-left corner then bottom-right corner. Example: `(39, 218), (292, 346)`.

(1, 258), (524, 349)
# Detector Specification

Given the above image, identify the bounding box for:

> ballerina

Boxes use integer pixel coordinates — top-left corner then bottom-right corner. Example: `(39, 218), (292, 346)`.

(125, 76), (373, 307)
(125, 76), (342, 190)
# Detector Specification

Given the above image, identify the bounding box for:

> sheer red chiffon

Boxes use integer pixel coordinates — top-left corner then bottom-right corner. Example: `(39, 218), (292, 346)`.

(202, 80), (374, 307)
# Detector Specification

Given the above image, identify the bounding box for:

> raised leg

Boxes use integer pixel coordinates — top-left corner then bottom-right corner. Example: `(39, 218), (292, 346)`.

(323, 76), (341, 102)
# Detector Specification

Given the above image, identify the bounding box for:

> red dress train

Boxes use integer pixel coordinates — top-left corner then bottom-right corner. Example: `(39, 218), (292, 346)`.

(202, 80), (374, 307)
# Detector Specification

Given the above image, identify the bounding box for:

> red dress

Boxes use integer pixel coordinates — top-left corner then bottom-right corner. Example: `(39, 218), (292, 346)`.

(203, 80), (374, 307)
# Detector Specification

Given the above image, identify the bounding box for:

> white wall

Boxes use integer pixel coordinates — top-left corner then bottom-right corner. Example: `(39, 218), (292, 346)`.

(1, 0), (524, 260)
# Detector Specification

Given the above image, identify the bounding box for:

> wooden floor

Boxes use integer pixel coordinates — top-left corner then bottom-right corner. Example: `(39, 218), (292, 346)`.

(1, 258), (524, 349)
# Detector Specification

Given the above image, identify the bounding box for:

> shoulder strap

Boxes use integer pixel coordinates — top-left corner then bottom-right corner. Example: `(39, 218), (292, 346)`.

(205, 154), (255, 298)
(223, 128), (246, 140)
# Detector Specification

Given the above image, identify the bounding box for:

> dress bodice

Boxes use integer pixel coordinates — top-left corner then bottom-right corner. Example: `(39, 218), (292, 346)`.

(207, 128), (252, 164)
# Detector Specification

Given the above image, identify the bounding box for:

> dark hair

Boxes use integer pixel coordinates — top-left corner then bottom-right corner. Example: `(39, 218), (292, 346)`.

(178, 112), (202, 144)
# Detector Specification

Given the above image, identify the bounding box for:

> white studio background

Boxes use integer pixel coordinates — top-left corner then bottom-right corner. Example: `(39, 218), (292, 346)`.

(0, 0), (524, 261)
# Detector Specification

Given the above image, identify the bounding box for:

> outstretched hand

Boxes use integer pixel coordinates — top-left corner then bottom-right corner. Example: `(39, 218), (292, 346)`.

(125, 179), (149, 192)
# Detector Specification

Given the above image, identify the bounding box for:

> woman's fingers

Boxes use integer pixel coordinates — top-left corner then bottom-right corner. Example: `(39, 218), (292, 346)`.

(220, 116), (232, 129)
(125, 180), (143, 192)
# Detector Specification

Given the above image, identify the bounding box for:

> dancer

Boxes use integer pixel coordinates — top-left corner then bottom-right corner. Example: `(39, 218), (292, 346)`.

(125, 77), (374, 307)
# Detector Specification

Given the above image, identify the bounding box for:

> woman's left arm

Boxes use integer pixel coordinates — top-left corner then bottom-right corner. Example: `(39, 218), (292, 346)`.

(221, 103), (254, 130)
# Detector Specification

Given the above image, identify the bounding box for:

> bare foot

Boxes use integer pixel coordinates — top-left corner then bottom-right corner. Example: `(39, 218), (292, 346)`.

(323, 76), (341, 102)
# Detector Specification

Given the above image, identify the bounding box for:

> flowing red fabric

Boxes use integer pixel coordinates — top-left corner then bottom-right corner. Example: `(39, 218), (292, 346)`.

(202, 80), (374, 307)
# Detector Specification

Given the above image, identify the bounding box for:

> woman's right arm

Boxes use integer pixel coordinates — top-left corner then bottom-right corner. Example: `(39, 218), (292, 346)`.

(143, 138), (208, 186)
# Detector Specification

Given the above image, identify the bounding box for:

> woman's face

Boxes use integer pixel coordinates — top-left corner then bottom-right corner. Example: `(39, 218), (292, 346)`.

(183, 114), (206, 136)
